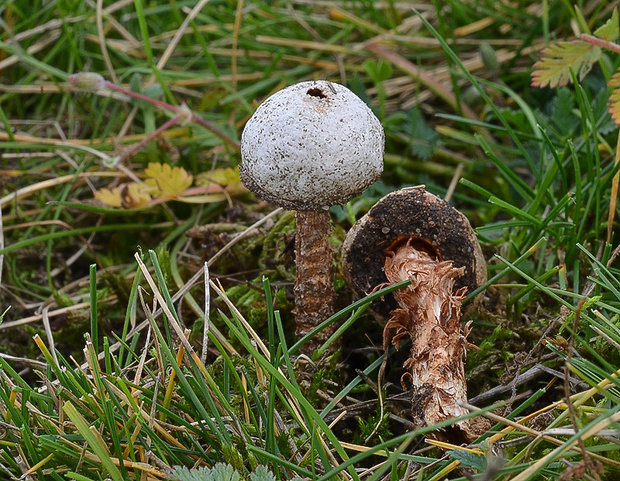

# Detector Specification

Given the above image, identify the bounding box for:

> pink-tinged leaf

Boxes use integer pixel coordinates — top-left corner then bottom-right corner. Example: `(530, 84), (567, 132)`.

(531, 40), (601, 88)
(608, 70), (620, 124)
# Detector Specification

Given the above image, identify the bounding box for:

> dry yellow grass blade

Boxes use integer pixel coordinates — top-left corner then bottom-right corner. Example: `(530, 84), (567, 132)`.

(0, 128), (191, 146)
(256, 36), (354, 54)
(0, 297), (116, 330)
(511, 408), (620, 481)
(0, 171), (122, 208)
(607, 134), (620, 243)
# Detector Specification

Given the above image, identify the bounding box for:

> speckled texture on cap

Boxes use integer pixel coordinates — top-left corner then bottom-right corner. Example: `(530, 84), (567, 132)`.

(240, 80), (384, 211)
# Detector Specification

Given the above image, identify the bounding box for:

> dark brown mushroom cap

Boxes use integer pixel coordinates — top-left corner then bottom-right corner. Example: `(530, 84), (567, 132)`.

(341, 186), (486, 318)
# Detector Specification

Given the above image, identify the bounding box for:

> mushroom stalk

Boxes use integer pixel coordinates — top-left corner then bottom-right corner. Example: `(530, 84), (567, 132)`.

(341, 186), (490, 443)
(294, 210), (336, 349)
(240, 80), (384, 356)
(383, 239), (485, 444)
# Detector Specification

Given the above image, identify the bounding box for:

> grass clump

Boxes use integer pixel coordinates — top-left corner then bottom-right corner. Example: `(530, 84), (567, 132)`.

(2, 1), (620, 480)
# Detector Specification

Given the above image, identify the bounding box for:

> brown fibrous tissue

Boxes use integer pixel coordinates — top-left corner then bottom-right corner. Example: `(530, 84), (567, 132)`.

(382, 238), (490, 444)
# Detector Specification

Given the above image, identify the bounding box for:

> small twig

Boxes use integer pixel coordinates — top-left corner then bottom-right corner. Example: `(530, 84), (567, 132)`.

(151, 0), (211, 79)
(201, 262), (210, 365)
(444, 163), (464, 203)
(41, 307), (59, 367)
(0, 296), (116, 330)
(0, 202), (3, 287)
(580, 34), (620, 55)
(0, 171), (116, 209)
(231, 0), (244, 91)
(72, 208), (279, 367)
(96, 0), (118, 84)
(113, 114), (187, 166)
(607, 133), (620, 244)
(101, 80), (240, 149)
(564, 299), (602, 481)
(0, 353), (47, 369)
(364, 354), (388, 443)
(469, 365), (545, 405)
(469, 363), (588, 405)
(68, 73), (240, 150)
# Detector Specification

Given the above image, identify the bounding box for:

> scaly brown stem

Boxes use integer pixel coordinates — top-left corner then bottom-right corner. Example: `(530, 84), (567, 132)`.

(294, 210), (336, 354)
(383, 239), (489, 443)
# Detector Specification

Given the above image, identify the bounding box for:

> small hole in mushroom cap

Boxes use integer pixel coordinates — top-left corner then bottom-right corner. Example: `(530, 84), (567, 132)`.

(306, 88), (327, 99)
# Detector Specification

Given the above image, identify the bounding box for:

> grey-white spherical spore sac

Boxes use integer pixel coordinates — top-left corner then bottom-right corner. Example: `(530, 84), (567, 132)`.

(240, 80), (385, 211)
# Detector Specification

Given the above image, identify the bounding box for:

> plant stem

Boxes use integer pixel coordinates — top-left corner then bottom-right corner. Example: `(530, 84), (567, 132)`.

(580, 34), (620, 54)
(116, 114), (185, 164)
(67, 73), (240, 149)
(103, 81), (240, 149)
(294, 210), (336, 355)
(383, 239), (489, 443)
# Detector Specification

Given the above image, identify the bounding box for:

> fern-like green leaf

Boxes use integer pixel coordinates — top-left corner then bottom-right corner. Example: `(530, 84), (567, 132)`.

(405, 107), (440, 160)
(594, 7), (619, 41)
(531, 40), (601, 88)
(168, 463), (241, 481)
(166, 464), (298, 481)
(608, 69), (620, 125)
(447, 449), (487, 471)
(248, 466), (276, 481)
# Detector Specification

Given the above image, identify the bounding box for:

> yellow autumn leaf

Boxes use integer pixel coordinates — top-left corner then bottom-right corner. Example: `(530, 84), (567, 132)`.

(144, 162), (193, 197)
(195, 166), (240, 187)
(95, 187), (123, 208)
(94, 183), (153, 208)
(122, 183), (153, 208)
(609, 69), (620, 125)
(531, 40), (601, 89)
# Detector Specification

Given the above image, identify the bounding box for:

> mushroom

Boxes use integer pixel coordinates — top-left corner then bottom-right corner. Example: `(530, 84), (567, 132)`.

(341, 186), (489, 443)
(240, 80), (384, 353)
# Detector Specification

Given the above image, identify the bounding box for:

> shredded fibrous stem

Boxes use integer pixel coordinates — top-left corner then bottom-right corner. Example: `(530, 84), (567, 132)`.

(383, 239), (489, 443)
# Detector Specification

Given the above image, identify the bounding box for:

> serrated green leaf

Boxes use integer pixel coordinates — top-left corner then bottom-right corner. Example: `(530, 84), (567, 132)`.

(363, 59), (392, 83)
(375, 59), (393, 82)
(594, 8), (619, 41)
(142, 83), (163, 100)
(531, 40), (601, 88)
(168, 463), (241, 481)
(548, 88), (577, 136)
(591, 87), (615, 134)
(447, 449), (487, 471)
(128, 73), (162, 107)
(405, 107), (439, 160)
(497, 107), (529, 131)
(249, 466), (276, 481)
(210, 464), (241, 481)
(130, 73), (142, 94)
(347, 73), (371, 104)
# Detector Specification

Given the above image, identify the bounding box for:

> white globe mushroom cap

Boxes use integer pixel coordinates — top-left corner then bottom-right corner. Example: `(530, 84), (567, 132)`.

(240, 80), (385, 211)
